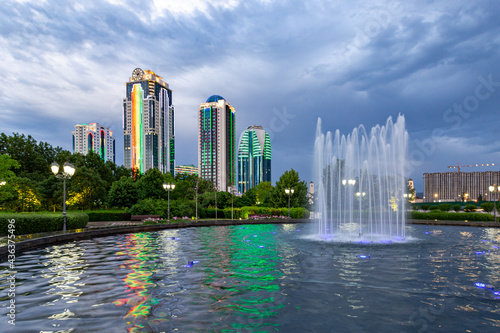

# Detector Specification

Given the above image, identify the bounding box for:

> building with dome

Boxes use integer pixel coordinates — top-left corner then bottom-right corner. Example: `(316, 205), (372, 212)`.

(198, 95), (236, 191)
(237, 126), (271, 194)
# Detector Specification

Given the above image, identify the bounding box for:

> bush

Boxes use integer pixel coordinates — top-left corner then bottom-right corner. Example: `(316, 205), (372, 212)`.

(0, 212), (89, 236)
(421, 204), (430, 211)
(429, 206), (439, 211)
(438, 204), (452, 212)
(453, 204), (462, 212)
(409, 211), (493, 221)
(130, 198), (167, 217)
(480, 202), (494, 213)
(86, 210), (131, 222)
(223, 208), (242, 219)
(463, 204), (477, 212)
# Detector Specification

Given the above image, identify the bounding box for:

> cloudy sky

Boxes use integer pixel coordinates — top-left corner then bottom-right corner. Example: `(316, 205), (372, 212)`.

(1, 0), (500, 192)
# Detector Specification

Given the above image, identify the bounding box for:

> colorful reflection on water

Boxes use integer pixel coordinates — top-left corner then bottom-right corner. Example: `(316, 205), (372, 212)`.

(0, 224), (499, 332)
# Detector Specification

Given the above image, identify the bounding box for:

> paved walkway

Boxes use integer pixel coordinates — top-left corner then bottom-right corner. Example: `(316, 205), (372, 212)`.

(86, 221), (143, 228)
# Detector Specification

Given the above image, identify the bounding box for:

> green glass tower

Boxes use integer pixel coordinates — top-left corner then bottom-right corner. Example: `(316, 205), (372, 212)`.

(237, 126), (271, 194)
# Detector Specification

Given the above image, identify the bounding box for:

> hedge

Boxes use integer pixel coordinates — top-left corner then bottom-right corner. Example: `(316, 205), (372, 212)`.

(409, 211), (494, 222)
(0, 212), (89, 236)
(86, 210), (131, 222)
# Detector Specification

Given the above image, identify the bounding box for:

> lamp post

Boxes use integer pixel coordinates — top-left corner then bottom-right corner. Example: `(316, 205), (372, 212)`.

(434, 193), (438, 202)
(0, 179), (6, 186)
(51, 162), (75, 233)
(228, 186), (235, 220)
(194, 185), (198, 220)
(163, 182), (175, 220)
(215, 190), (217, 220)
(285, 187), (294, 218)
(488, 185), (500, 221)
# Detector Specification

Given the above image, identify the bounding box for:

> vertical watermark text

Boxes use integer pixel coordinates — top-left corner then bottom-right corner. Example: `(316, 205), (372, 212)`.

(6, 219), (16, 326)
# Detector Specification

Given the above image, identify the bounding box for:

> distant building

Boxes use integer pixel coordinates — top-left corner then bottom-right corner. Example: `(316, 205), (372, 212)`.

(123, 68), (174, 175)
(307, 181), (314, 204)
(423, 171), (500, 202)
(237, 125), (271, 194)
(198, 95), (236, 191)
(175, 164), (198, 176)
(72, 123), (115, 162)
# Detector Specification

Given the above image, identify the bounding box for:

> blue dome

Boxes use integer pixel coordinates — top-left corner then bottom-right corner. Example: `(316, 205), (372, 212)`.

(206, 95), (225, 103)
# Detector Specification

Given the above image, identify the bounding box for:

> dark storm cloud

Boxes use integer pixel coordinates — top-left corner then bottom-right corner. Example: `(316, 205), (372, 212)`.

(1, 0), (499, 191)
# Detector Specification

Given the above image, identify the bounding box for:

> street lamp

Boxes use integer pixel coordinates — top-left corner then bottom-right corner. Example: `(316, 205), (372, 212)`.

(0, 179), (6, 186)
(342, 179), (356, 186)
(194, 185), (198, 220)
(51, 162), (75, 233)
(228, 186), (235, 220)
(163, 182), (175, 220)
(434, 193), (438, 202)
(284, 187), (294, 218)
(488, 185), (500, 221)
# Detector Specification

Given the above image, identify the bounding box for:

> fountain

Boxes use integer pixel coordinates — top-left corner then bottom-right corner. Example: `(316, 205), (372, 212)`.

(313, 114), (409, 242)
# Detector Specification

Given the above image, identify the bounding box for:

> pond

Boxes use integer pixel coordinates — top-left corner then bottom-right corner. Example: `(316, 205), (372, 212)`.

(1, 223), (500, 332)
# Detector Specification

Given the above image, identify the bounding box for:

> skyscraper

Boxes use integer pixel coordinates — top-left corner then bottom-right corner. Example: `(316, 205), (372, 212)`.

(123, 68), (174, 175)
(198, 95), (236, 191)
(72, 122), (115, 163)
(237, 125), (271, 193)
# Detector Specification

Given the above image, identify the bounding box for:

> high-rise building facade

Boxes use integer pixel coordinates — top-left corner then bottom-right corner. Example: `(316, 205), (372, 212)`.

(123, 68), (174, 175)
(72, 122), (115, 163)
(237, 125), (271, 193)
(423, 171), (500, 202)
(175, 164), (198, 176)
(198, 95), (236, 191)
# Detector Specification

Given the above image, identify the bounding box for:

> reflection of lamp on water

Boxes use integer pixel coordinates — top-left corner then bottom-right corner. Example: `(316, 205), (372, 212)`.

(51, 162), (76, 233)
(285, 187), (294, 218)
(488, 185), (500, 221)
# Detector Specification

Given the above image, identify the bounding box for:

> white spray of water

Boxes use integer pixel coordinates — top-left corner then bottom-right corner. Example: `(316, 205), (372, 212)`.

(313, 115), (409, 243)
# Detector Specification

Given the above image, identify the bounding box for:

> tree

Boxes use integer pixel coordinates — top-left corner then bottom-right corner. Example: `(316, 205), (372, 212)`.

(136, 168), (167, 200)
(37, 175), (63, 211)
(270, 169), (308, 208)
(67, 166), (107, 210)
(255, 181), (273, 205)
(10, 177), (41, 212)
(0, 155), (20, 209)
(237, 187), (257, 207)
(107, 176), (138, 209)
(0, 132), (66, 182)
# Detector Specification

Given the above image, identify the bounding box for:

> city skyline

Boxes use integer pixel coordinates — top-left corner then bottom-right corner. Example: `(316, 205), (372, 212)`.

(1, 1), (500, 192)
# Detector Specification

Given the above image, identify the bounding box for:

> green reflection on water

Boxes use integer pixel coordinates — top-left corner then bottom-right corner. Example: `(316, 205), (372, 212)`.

(198, 224), (285, 331)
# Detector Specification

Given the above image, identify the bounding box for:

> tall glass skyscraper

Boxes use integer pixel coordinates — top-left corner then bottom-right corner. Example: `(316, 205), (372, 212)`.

(198, 95), (236, 191)
(123, 68), (174, 175)
(72, 122), (115, 163)
(237, 125), (271, 194)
